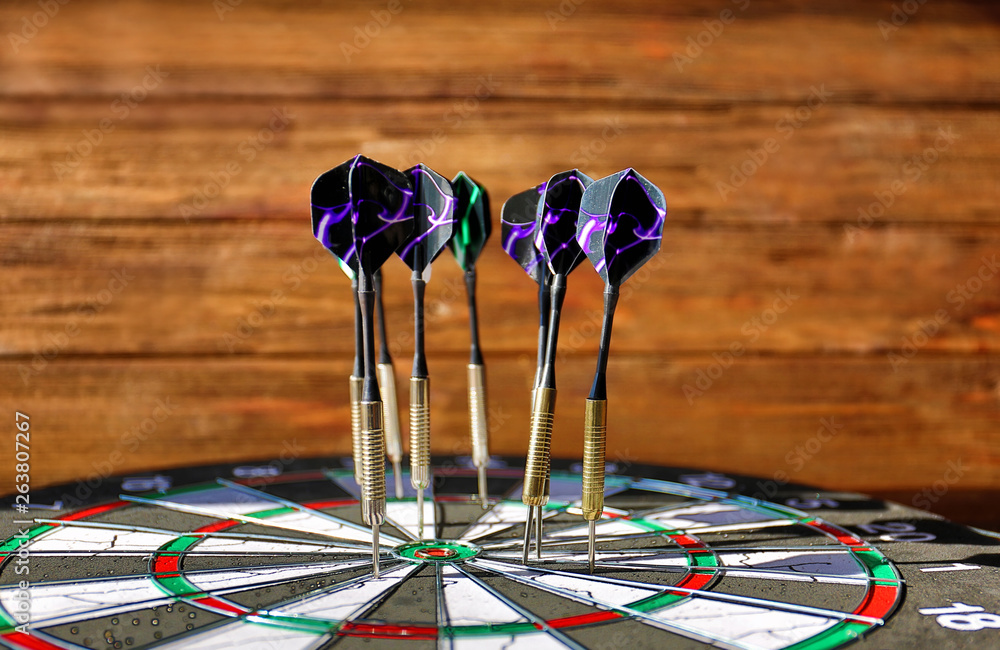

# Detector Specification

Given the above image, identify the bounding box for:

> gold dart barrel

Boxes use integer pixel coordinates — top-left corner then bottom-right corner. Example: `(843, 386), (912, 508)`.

(468, 363), (490, 502)
(582, 398), (607, 521)
(522, 387), (556, 507)
(378, 362), (403, 491)
(349, 375), (364, 485)
(409, 376), (431, 490)
(359, 400), (386, 527)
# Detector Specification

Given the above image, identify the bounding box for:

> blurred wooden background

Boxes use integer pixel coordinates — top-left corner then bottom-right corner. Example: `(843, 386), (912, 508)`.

(1, 0), (998, 528)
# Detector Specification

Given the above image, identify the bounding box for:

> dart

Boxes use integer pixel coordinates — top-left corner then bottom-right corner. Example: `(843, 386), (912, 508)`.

(576, 169), (666, 573)
(448, 172), (493, 508)
(314, 154), (413, 577)
(521, 170), (593, 562)
(398, 163), (456, 537)
(500, 183), (550, 399)
(310, 161), (365, 486)
(374, 269), (404, 499)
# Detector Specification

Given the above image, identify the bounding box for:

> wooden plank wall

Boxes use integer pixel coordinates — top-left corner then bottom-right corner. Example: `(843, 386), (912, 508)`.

(1, 0), (998, 528)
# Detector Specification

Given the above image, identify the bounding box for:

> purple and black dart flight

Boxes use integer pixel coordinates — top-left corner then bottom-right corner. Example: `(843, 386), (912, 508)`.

(449, 171), (493, 507)
(501, 183), (551, 394)
(521, 169), (594, 562)
(311, 161), (365, 486)
(501, 183), (547, 283)
(398, 163), (456, 533)
(313, 154), (414, 577)
(576, 168), (666, 572)
(577, 168), (665, 292)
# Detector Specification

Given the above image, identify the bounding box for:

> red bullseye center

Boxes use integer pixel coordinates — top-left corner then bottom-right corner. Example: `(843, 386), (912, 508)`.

(414, 546), (457, 559)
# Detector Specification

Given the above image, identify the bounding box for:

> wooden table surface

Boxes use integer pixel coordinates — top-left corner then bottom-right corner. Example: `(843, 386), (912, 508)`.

(1, 0), (998, 529)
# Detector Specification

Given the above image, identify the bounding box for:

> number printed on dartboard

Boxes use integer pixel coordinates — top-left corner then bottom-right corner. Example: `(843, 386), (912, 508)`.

(920, 602), (1000, 632)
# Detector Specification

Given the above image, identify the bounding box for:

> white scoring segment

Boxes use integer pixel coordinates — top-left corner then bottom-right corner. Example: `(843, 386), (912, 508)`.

(543, 502), (795, 540)
(266, 562), (421, 621)
(385, 499), (437, 540)
(163, 486), (280, 515)
(183, 560), (371, 595)
(439, 564), (529, 627)
(716, 550), (868, 584)
(638, 502), (793, 534)
(21, 525), (177, 556)
(132, 487), (405, 546)
(253, 510), (394, 545)
(546, 518), (650, 540)
(189, 537), (365, 556)
(450, 631), (572, 649)
(474, 558), (847, 650)
(472, 559), (660, 606)
(486, 548), (689, 569)
(460, 502), (557, 542)
(0, 577), (172, 627)
(642, 599), (837, 650)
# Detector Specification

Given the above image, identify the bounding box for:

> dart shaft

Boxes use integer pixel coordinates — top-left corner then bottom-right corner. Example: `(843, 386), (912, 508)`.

(409, 376), (431, 490)
(582, 398), (607, 522)
(465, 270), (484, 365)
(359, 400), (386, 527)
(522, 387), (556, 507)
(535, 272), (550, 384)
(378, 362), (403, 466)
(349, 375), (364, 485)
(589, 286), (620, 400)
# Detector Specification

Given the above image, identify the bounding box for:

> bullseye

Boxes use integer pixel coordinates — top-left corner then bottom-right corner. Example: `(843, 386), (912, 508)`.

(415, 547), (457, 559)
(393, 540), (481, 564)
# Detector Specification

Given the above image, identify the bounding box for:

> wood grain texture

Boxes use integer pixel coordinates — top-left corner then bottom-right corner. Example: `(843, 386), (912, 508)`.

(1, 356), (995, 492)
(1, 100), (996, 224)
(1, 1), (998, 102)
(2, 221), (999, 356)
(1, 0), (997, 529)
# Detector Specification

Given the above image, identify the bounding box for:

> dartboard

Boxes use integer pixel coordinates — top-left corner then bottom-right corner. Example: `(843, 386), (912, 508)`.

(2, 458), (998, 649)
